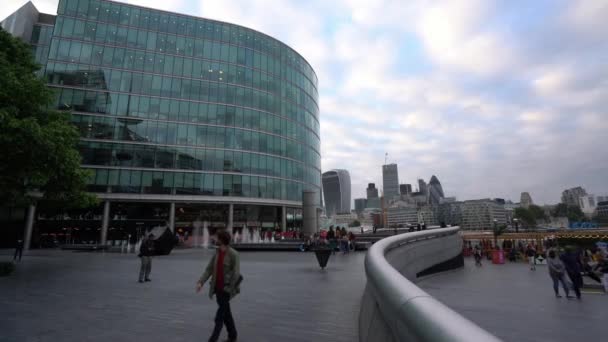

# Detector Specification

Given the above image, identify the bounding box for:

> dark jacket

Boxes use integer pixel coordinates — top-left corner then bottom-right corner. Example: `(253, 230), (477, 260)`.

(561, 251), (582, 273)
(139, 238), (155, 257)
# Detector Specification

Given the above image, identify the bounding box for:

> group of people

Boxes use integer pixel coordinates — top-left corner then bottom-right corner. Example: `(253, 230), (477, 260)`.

(298, 226), (358, 253)
(138, 230), (242, 342)
(471, 242), (608, 298)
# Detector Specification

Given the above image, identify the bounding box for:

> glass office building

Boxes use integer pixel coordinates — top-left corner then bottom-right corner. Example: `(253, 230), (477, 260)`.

(1, 0), (320, 246)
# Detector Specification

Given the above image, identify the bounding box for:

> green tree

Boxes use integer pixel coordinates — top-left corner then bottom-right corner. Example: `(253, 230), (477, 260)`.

(349, 220), (361, 227)
(514, 207), (536, 227)
(551, 203), (585, 222)
(0, 28), (96, 208)
(528, 204), (548, 221)
(493, 224), (507, 248)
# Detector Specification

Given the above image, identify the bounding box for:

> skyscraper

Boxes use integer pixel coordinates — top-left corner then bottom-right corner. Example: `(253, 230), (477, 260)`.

(418, 179), (428, 196)
(561, 187), (587, 207)
(322, 170), (351, 216)
(520, 192), (533, 209)
(400, 184), (412, 195)
(428, 175), (445, 205)
(366, 183), (379, 199)
(2, 0), (321, 244)
(382, 164), (399, 198)
(354, 198), (367, 215)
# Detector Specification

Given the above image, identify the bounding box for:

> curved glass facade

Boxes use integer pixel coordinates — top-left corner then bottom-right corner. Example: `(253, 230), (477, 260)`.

(43, 0), (321, 203)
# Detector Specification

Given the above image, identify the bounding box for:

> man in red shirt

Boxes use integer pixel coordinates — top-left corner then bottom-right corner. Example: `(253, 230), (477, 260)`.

(196, 230), (241, 342)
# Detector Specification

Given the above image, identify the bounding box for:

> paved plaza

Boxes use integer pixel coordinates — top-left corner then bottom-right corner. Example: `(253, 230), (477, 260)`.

(2, 249), (607, 342)
(1, 249), (366, 342)
(417, 258), (608, 342)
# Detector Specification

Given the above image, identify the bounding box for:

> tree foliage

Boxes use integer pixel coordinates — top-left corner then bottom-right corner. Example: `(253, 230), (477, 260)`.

(349, 220), (361, 227)
(0, 28), (96, 208)
(551, 203), (585, 222)
(514, 207), (536, 227)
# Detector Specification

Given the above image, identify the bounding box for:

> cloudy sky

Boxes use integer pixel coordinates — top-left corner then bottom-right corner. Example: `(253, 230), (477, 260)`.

(2, 0), (607, 205)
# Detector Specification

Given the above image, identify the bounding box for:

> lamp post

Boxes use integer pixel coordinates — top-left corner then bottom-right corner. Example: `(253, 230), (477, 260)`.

(513, 218), (519, 233)
(493, 219), (498, 249)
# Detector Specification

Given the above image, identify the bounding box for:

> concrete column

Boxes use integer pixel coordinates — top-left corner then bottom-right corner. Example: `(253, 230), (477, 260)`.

(24, 204), (36, 251)
(169, 202), (175, 232)
(100, 200), (110, 245)
(281, 206), (287, 232)
(302, 190), (318, 236)
(227, 203), (234, 231)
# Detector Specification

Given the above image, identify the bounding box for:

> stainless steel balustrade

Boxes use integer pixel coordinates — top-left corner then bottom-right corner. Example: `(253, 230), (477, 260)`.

(360, 227), (502, 342)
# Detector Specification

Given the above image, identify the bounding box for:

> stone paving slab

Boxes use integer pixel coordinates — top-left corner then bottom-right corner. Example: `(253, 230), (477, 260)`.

(417, 258), (608, 342)
(0, 249), (366, 342)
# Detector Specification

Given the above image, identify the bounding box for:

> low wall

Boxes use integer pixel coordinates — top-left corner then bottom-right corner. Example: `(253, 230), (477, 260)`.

(359, 227), (501, 342)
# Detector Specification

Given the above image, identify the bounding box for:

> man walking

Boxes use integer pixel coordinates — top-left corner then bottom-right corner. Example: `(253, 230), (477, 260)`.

(14, 238), (24, 262)
(561, 247), (583, 300)
(138, 234), (155, 283)
(196, 231), (241, 342)
(526, 245), (536, 271)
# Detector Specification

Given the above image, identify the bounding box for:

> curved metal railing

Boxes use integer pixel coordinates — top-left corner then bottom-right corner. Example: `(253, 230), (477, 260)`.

(362, 226), (502, 342)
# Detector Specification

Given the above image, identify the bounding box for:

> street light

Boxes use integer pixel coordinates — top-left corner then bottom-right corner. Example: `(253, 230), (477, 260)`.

(513, 218), (519, 233)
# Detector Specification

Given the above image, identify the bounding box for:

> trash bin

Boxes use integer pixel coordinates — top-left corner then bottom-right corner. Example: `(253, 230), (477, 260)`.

(492, 250), (505, 264)
(313, 247), (332, 269)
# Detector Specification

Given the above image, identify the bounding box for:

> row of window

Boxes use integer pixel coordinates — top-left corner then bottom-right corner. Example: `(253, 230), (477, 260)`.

(57, 0), (317, 86)
(57, 88), (321, 155)
(51, 16), (317, 100)
(79, 141), (315, 182)
(47, 61), (319, 134)
(31, 25), (53, 46)
(86, 168), (317, 202)
(46, 38), (318, 119)
(74, 114), (321, 170)
(59, 88), (318, 148)
(48, 69), (319, 142)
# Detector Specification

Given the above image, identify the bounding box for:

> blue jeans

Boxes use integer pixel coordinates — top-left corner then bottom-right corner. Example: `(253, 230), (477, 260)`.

(551, 273), (569, 296)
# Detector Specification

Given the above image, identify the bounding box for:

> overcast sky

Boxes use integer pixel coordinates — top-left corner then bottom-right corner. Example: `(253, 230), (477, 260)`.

(2, 0), (608, 205)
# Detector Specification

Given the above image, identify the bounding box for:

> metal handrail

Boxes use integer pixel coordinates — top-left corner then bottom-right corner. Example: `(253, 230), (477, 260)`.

(364, 227), (502, 341)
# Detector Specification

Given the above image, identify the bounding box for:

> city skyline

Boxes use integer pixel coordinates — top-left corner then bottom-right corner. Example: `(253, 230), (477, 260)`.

(2, 0), (607, 204)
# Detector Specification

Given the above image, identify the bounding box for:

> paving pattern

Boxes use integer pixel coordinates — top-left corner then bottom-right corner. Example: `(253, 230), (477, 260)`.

(0, 249), (366, 342)
(417, 258), (608, 342)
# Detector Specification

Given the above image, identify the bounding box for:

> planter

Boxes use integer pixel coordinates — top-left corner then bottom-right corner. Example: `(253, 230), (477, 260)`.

(313, 248), (332, 269)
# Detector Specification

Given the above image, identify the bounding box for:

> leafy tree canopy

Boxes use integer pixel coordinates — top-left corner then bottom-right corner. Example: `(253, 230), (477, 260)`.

(0, 28), (96, 208)
(551, 203), (585, 222)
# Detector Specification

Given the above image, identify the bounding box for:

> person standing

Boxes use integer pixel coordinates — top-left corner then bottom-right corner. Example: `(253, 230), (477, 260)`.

(547, 249), (570, 298)
(526, 245), (537, 271)
(14, 238), (24, 262)
(474, 245), (483, 267)
(196, 231), (241, 342)
(561, 248), (583, 300)
(138, 234), (155, 283)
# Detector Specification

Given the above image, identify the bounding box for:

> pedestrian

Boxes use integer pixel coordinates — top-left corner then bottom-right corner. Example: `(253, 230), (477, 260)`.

(474, 245), (482, 267)
(597, 253), (608, 294)
(196, 231), (241, 342)
(526, 245), (536, 271)
(14, 238), (24, 262)
(138, 234), (155, 283)
(561, 247), (583, 300)
(547, 249), (570, 298)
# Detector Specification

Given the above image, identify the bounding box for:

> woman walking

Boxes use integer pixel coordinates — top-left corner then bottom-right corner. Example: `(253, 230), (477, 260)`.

(547, 249), (570, 298)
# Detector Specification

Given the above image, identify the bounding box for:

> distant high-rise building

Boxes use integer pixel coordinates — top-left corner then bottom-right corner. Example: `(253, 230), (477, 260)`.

(400, 184), (412, 195)
(561, 187), (587, 207)
(579, 194), (608, 217)
(354, 198), (367, 214)
(366, 183), (379, 199)
(322, 170), (351, 216)
(520, 192), (533, 209)
(382, 164), (399, 198)
(428, 175), (445, 205)
(460, 199), (507, 230)
(418, 179), (428, 196)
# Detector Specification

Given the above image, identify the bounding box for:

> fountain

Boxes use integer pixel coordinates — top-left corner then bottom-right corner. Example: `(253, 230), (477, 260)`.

(193, 220), (202, 248)
(202, 221), (210, 249)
